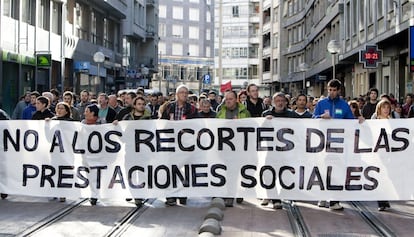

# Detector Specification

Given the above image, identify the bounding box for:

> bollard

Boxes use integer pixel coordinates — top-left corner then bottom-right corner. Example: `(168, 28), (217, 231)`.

(199, 218), (221, 235)
(204, 207), (224, 221)
(210, 197), (226, 210)
(198, 232), (215, 237)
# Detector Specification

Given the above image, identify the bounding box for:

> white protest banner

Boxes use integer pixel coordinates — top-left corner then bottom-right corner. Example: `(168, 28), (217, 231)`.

(0, 118), (413, 201)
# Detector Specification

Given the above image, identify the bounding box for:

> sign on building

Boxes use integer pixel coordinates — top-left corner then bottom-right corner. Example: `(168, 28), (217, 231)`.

(409, 26), (414, 72)
(36, 54), (52, 67)
(359, 45), (382, 69)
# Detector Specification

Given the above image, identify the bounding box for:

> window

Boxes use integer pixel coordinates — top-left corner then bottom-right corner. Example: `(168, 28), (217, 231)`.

(172, 24), (183, 38)
(206, 29), (211, 40)
(232, 6), (239, 17)
(189, 44), (199, 57)
(352, 0), (357, 35)
(3, 0), (19, 20)
(39, 0), (50, 30)
(377, 0), (383, 19)
(158, 42), (166, 55)
(272, 59), (278, 75)
(172, 43), (183, 55)
(22, 0), (36, 25)
(189, 26), (199, 39)
(367, 0), (373, 25)
(359, 0), (364, 30)
(345, 2), (350, 39)
(273, 6), (279, 23)
(173, 6), (183, 20)
(159, 23), (166, 37)
(206, 46), (211, 57)
(51, 1), (62, 34)
(273, 33), (279, 48)
(75, 3), (88, 40)
(159, 5), (167, 18)
(103, 18), (109, 48)
(189, 8), (199, 21)
(206, 11), (211, 22)
(91, 12), (97, 43)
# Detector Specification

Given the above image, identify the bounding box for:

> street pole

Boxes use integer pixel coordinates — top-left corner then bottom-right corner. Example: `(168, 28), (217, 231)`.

(159, 52), (162, 92)
(302, 72), (306, 95)
(93, 51), (105, 93)
(97, 63), (100, 92)
(332, 55), (335, 80)
(327, 40), (340, 80)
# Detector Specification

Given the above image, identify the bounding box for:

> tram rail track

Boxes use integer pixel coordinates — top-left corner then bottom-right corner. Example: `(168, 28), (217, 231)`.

(104, 199), (153, 237)
(350, 201), (397, 237)
(285, 200), (312, 237)
(285, 200), (399, 237)
(14, 198), (152, 237)
(3, 198), (408, 237)
(15, 198), (89, 237)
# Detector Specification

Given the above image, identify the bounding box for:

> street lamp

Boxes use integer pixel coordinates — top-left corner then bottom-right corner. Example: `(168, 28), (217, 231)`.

(299, 62), (309, 95)
(93, 51), (105, 92)
(327, 40), (341, 80)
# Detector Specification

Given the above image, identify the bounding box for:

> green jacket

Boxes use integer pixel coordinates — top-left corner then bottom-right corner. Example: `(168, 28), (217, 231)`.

(122, 109), (151, 120)
(216, 103), (251, 119)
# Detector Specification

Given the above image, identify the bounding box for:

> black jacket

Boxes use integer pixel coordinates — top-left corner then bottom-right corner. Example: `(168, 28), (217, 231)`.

(32, 109), (54, 120)
(262, 108), (296, 118)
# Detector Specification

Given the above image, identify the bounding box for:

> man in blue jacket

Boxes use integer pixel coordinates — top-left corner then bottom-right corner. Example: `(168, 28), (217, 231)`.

(312, 79), (354, 211)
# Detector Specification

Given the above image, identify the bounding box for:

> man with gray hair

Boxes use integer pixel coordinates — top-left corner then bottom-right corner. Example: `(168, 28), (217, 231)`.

(160, 85), (197, 206)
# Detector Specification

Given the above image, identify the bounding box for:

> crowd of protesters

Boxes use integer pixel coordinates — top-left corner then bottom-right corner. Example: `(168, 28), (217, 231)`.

(2, 79), (413, 211)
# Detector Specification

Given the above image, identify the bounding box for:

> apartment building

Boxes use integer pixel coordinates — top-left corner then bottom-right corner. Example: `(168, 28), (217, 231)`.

(0, 0), (158, 115)
(269, 0), (414, 100)
(214, 0), (261, 92)
(156, 0), (214, 95)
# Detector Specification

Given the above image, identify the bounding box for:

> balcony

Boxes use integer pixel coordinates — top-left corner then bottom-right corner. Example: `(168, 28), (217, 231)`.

(262, 71), (272, 83)
(146, 24), (157, 39)
(263, 0), (271, 9)
(263, 21), (271, 33)
(89, 0), (127, 19)
(262, 47), (271, 57)
(147, 0), (157, 7)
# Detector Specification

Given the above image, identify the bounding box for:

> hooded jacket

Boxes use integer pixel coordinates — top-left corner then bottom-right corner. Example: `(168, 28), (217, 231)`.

(312, 96), (354, 119)
(216, 102), (251, 119)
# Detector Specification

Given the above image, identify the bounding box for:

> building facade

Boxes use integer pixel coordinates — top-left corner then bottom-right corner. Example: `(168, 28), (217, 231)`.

(214, 0), (261, 92)
(0, 0), (158, 115)
(156, 0), (214, 95)
(269, 0), (414, 101)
